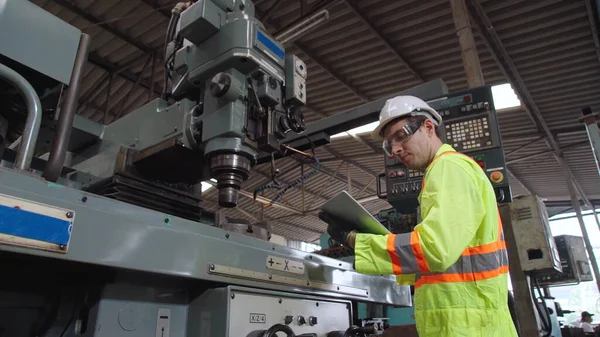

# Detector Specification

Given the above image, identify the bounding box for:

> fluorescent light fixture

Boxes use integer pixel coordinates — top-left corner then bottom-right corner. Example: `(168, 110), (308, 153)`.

(201, 178), (218, 192)
(331, 121), (379, 139)
(329, 84), (521, 139)
(275, 9), (330, 45)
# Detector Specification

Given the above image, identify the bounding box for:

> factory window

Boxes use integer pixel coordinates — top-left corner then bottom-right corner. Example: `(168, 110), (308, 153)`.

(330, 83), (521, 139)
(545, 211), (600, 326)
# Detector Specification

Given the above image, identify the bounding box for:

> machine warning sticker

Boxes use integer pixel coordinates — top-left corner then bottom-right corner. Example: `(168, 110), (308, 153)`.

(266, 255), (305, 275)
(250, 313), (267, 323)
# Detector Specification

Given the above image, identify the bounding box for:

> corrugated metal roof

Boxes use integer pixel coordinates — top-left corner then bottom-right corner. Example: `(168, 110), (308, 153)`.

(29, 0), (600, 241)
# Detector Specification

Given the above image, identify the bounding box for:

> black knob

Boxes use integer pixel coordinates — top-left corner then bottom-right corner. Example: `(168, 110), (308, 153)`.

(309, 316), (317, 326)
(297, 315), (306, 325)
(284, 315), (293, 325)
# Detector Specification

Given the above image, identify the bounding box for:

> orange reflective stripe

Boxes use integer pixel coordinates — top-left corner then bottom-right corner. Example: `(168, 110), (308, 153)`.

(414, 265), (509, 289)
(462, 240), (506, 256)
(411, 231), (431, 272)
(387, 234), (402, 274)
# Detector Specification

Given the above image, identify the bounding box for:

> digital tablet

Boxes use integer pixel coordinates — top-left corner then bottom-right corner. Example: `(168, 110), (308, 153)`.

(320, 191), (390, 235)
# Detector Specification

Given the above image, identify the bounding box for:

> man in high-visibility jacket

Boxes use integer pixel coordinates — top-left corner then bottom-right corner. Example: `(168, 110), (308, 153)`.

(319, 96), (518, 336)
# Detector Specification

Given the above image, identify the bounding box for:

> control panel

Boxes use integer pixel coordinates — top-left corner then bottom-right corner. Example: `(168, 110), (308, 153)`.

(537, 235), (594, 286)
(499, 195), (562, 274)
(188, 286), (352, 337)
(379, 86), (512, 218)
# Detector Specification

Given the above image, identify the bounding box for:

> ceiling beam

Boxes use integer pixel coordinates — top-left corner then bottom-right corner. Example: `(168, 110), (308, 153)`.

(203, 197), (322, 238)
(88, 53), (161, 97)
(293, 42), (370, 101)
(343, 0), (424, 83)
(468, 0), (594, 207)
(257, 6), (371, 102)
(584, 0), (600, 65)
(50, 0), (152, 53)
(506, 168), (533, 195)
(139, 0), (171, 17)
(253, 167), (334, 204)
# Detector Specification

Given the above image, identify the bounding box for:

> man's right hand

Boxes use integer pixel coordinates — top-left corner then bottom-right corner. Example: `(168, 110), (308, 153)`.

(317, 211), (354, 247)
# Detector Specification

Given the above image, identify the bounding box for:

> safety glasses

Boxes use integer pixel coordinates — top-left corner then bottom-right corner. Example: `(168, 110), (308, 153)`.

(382, 119), (424, 157)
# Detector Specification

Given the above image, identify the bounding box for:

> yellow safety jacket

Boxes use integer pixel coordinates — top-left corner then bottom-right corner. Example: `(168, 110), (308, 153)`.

(354, 144), (517, 337)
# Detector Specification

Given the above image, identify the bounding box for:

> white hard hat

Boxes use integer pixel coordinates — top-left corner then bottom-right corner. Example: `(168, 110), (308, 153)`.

(370, 95), (443, 141)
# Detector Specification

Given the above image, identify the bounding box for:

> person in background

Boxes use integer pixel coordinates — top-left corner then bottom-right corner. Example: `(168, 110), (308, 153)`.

(577, 311), (600, 334)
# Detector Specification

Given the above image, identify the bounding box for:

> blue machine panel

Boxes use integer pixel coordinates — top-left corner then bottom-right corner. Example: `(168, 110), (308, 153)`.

(257, 30), (285, 59)
(0, 193), (74, 253)
(0, 205), (71, 245)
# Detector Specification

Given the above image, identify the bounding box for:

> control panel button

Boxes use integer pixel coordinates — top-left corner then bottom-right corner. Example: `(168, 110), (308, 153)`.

(397, 170), (405, 177)
(297, 315), (306, 325)
(309, 316), (318, 326)
(490, 171), (504, 183)
(284, 315), (293, 325)
(389, 172), (396, 178)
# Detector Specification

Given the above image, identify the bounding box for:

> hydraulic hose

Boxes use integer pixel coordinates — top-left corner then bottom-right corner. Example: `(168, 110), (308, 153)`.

(531, 276), (552, 337)
(261, 324), (295, 337)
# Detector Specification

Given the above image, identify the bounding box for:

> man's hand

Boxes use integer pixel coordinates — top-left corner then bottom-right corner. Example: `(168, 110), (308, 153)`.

(318, 211), (356, 248)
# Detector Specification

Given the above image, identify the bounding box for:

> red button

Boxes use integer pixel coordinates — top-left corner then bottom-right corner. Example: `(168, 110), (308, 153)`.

(490, 171), (504, 183)
(389, 172), (396, 178)
(464, 95), (471, 102)
(478, 161), (484, 168)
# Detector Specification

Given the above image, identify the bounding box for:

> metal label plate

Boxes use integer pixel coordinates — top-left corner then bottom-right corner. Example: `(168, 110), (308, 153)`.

(0, 193), (74, 253)
(266, 255), (305, 275)
(249, 313), (266, 323)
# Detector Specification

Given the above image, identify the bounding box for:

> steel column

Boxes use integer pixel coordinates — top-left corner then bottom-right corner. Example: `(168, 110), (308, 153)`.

(580, 108), (600, 177)
(450, 0), (484, 88)
(584, 0), (600, 64)
(561, 159), (600, 292)
(43, 33), (92, 182)
(500, 204), (536, 337)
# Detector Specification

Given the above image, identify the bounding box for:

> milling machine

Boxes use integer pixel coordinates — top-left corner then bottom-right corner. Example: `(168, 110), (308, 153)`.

(0, 1), (452, 336)
(69, 0), (310, 210)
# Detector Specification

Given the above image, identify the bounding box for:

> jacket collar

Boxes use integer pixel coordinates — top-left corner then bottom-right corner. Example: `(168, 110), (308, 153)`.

(434, 143), (456, 158)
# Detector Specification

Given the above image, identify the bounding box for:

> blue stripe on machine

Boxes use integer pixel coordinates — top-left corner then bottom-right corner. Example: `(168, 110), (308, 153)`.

(257, 30), (284, 59)
(0, 205), (71, 245)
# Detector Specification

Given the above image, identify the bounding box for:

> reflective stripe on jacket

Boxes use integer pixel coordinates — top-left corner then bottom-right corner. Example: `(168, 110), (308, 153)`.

(354, 144), (517, 337)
